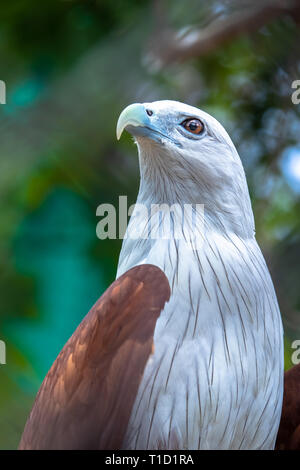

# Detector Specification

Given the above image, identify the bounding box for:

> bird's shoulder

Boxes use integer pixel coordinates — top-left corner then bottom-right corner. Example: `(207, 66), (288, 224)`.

(19, 264), (170, 450)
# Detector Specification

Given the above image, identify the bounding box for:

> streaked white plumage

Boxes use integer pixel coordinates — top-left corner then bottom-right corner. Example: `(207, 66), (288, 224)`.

(116, 100), (284, 449)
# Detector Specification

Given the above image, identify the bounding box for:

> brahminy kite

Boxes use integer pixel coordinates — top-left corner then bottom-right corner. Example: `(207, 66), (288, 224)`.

(19, 101), (300, 450)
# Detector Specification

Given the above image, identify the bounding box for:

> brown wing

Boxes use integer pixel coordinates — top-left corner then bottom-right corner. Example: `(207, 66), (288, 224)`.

(276, 363), (300, 450)
(19, 264), (170, 450)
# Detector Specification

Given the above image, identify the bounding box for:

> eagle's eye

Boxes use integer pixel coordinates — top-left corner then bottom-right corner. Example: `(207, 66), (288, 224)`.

(181, 118), (204, 135)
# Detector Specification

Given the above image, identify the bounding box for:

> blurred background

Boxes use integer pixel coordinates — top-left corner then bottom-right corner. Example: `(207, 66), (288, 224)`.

(0, 0), (299, 449)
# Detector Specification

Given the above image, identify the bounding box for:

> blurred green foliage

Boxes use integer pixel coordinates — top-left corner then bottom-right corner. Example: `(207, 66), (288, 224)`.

(0, 0), (299, 449)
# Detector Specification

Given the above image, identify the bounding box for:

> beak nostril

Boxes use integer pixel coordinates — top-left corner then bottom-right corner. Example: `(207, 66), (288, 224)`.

(146, 109), (153, 117)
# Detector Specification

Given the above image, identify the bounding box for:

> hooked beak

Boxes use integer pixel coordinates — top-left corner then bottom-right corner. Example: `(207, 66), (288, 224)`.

(116, 103), (149, 140)
(116, 102), (181, 147)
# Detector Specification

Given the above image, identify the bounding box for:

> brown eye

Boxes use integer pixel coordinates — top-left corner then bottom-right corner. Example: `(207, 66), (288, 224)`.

(182, 118), (204, 135)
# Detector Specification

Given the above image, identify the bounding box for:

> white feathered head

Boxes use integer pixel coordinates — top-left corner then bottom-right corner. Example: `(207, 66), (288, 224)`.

(117, 100), (254, 238)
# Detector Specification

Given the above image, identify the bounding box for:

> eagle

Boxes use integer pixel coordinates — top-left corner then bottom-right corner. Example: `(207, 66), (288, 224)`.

(19, 100), (300, 450)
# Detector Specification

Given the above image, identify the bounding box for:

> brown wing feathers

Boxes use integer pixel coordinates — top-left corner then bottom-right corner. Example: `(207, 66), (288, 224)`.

(19, 264), (171, 450)
(276, 363), (300, 450)
(18, 259), (300, 450)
